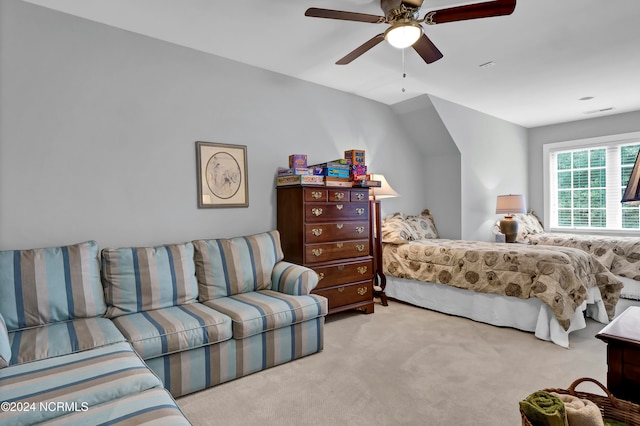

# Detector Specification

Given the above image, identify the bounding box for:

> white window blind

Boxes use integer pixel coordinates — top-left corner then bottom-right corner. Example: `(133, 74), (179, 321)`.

(547, 138), (640, 233)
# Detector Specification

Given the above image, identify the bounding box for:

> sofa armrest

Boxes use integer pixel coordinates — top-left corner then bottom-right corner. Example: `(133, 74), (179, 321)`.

(1, 313), (11, 368)
(271, 261), (319, 295)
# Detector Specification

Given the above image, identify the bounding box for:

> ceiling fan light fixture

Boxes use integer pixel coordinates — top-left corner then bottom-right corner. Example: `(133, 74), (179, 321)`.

(384, 21), (422, 49)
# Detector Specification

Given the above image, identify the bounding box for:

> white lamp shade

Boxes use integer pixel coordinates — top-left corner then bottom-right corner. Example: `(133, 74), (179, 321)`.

(384, 23), (422, 49)
(369, 174), (400, 200)
(496, 194), (526, 214)
(622, 151), (640, 205)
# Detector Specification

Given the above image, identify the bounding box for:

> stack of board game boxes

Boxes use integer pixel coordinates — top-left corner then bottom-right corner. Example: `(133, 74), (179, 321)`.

(276, 154), (324, 186)
(276, 150), (381, 187)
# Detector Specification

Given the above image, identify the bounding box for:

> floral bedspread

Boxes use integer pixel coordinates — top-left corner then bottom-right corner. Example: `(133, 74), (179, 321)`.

(383, 239), (623, 331)
(529, 233), (640, 281)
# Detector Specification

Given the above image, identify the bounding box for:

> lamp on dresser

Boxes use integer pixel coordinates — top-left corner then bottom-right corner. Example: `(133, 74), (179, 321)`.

(495, 194), (526, 243)
(369, 174), (399, 306)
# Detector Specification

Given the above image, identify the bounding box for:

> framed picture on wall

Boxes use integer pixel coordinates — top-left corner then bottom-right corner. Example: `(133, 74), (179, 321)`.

(196, 141), (249, 208)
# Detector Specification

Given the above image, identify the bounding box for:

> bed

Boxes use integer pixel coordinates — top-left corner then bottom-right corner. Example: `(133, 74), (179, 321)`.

(380, 210), (624, 348)
(528, 233), (640, 279)
(494, 211), (640, 279)
(500, 211), (640, 299)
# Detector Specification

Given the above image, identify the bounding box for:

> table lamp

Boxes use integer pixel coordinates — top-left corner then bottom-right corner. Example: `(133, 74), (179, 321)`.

(496, 194), (526, 243)
(369, 174), (399, 305)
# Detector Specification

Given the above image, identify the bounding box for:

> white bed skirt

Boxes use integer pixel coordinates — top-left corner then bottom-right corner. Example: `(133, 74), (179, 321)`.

(385, 276), (609, 348)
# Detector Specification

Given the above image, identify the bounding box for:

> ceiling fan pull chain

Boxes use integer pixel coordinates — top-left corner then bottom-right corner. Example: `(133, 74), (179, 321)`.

(402, 48), (406, 93)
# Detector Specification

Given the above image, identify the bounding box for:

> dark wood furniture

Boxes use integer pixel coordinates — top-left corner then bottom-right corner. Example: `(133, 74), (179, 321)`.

(277, 185), (374, 314)
(596, 306), (640, 404)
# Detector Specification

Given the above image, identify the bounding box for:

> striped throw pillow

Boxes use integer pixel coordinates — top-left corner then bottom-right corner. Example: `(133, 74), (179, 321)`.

(101, 242), (199, 318)
(0, 313), (10, 368)
(0, 241), (105, 331)
(193, 230), (284, 301)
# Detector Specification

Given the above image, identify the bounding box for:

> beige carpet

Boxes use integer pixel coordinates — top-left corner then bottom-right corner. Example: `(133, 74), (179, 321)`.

(177, 298), (639, 426)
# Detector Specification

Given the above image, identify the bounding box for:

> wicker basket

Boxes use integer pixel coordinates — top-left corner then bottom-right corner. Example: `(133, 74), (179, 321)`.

(520, 378), (640, 426)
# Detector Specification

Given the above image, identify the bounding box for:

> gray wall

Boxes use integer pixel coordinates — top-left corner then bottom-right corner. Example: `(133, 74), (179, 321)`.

(391, 96), (461, 239)
(423, 154), (461, 239)
(528, 110), (640, 227)
(430, 96), (528, 242)
(6, 1), (631, 250)
(0, 0), (425, 250)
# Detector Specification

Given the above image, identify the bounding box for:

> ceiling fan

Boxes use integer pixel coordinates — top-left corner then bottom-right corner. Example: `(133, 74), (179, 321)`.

(305, 0), (516, 65)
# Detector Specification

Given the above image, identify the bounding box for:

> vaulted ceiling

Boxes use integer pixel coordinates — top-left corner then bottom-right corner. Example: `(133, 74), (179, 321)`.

(22, 0), (640, 128)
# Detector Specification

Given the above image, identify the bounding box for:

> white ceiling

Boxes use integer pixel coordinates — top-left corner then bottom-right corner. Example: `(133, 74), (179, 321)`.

(22, 0), (640, 128)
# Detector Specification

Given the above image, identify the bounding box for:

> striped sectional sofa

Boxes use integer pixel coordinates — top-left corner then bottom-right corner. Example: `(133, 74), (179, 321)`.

(0, 230), (327, 424)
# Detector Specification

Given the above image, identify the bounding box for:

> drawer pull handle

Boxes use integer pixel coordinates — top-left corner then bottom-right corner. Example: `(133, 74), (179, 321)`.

(311, 228), (323, 237)
(336, 243), (344, 248)
(312, 208), (323, 217)
(356, 208), (365, 215)
(312, 249), (323, 257)
(336, 224), (344, 229)
(311, 191), (323, 200)
(338, 287), (345, 293)
(318, 272), (324, 281)
(357, 287), (368, 296)
(357, 266), (367, 275)
(355, 193), (365, 200)
(356, 226), (365, 234)
(334, 192), (345, 200)
(336, 204), (344, 210)
(338, 265), (345, 271)
(356, 244), (365, 252)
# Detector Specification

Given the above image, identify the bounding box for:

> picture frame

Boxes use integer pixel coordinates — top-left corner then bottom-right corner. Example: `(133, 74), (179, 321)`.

(196, 141), (249, 208)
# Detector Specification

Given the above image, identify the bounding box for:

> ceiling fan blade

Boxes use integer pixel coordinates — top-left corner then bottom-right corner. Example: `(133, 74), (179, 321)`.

(412, 34), (443, 64)
(336, 34), (385, 65)
(427, 0), (516, 24)
(305, 8), (385, 24)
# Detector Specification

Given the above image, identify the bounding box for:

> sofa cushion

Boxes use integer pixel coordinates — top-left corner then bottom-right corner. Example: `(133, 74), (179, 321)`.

(0, 314), (10, 368)
(40, 388), (191, 426)
(110, 303), (233, 360)
(8, 317), (126, 365)
(193, 230), (285, 301)
(0, 241), (106, 331)
(0, 341), (163, 425)
(102, 242), (199, 318)
(204, 290), (328, 339)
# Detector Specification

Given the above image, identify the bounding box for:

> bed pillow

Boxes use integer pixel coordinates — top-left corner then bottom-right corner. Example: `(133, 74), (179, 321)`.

(515, 211), (544, 235)
(494, 211), (544, 243)
(0, 313), (10, 368)
(381, 213), (417, 243)
(405, 209), (439, 239)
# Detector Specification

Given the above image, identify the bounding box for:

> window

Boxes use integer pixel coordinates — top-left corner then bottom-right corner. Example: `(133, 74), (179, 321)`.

(546, 134), (640, 233)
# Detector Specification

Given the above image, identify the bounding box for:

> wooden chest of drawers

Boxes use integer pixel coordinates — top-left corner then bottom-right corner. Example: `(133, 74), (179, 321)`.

(277, 185), (374, 314)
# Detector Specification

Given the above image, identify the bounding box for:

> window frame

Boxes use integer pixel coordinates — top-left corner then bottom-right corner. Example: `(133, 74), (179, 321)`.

(543, 131), (640, 236)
